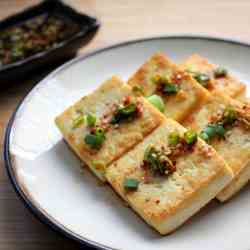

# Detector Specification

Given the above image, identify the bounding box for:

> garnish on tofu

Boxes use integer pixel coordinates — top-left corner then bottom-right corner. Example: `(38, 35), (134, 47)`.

(183, 130), (198, 145)
(221, 106), (237, 125)
(83, 96), (143, 149)
(72, 110), (106, 150)
(163, 83), (179, 94)
(142, 146), (176, 176)
(72, 113), (96, 129)
(169, 130), (198, 158)
(147, 94), (165, 112)
(214, 67), (227, 78)
(168, 131), (180, 146)
(72, 115), (85, 129)
(123, 178), (139, 191)
(224, 106), (250, 129)
(142, 130), (198, 178)
(84, 127), (106, 149)
(200, 106), (249, 143)
(85, 113), (96, 127)
(200, 124), (226, 142)
(186, 69), (213, 88)
(111, 96), (142, 124)
(193, 73), (210, 87)
(152, 74), (180, 95)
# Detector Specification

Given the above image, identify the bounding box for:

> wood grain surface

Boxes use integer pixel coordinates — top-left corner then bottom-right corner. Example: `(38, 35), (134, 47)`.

(1, 0), (250, 249)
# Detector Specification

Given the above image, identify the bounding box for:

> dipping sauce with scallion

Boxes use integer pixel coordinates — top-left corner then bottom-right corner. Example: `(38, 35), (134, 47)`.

(0, 14), (80, 67)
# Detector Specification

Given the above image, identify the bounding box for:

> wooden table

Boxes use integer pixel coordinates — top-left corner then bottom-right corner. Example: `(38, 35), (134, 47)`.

(1, 1), (250, 249)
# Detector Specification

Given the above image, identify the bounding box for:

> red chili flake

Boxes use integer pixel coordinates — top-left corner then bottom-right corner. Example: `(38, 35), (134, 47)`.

(171, 71), (187, 84)
(90, 127), (96, 134)
(123, 96), (131, 105)
(155, 199), (160, 204)
(135, 101), (143, 116)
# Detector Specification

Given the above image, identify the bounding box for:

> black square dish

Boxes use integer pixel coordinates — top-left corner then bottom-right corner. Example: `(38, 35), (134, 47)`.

(0, 0), (100, 83)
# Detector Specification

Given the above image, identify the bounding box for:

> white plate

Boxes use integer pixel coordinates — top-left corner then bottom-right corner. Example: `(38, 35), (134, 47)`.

(4, 36), (250, 250)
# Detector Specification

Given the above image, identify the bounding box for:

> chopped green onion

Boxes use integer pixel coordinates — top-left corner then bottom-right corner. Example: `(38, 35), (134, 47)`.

(194, 73), (210, 87)
(202, 124), (217, 139)
(144, 146), (174, 176)
(95, 127), (105, 137)
(84, 134), (104, 149)
(120, 103), (136, 114)
(168, 131), (180, 146)
(72, 116), (85, 129)
(152, 74), (179, 94)
(144, 147), (159, 173)
(147, 94), (165, 112)
(163, 83), (179, 94)
(111, 103), (137, 124)
(214, 124), (226, 138)
(84, 129), (105, 149)
(184, 130), (198, 145)
(123, 178), (139, 191)
(214, 67), (227, 78)
(200, 124), (226, 142)
(200, 131), (210, 142)
(222, 106), (237, 125)
(85, 113), (96, 127)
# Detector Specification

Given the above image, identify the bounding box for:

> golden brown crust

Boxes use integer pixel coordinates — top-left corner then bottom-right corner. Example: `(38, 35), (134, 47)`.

(182, 90), (244, 130)
(182, 90), (250, 201)
(55, 76), (165, 181)
(106, 120), (233, 234)
(128, 53), (210, 122)
(217, 161), (250, 201)
(179, 54), (246, 98)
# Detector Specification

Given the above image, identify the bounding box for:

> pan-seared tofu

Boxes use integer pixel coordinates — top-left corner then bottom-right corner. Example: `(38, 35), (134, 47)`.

(55, 76), (165, 181)
(128, 53), (209, 122)
(183, 91), (250, 201)
(106, 120), (233, 234)
(217, 162), (250, 201)
(179, 54), (246, 100)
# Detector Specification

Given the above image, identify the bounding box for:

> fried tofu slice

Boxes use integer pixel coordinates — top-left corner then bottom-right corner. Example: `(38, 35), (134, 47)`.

(55, 76), (165, 181)
(128, 53), (209, 122)
(106, 120), (233, 234)
(179, 54), (246, 100)
(183, 91), (250, 201)
(217, 162), (250, 201)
